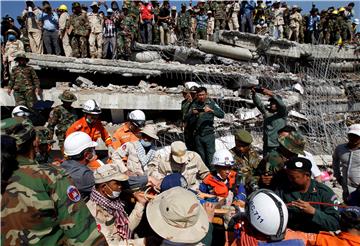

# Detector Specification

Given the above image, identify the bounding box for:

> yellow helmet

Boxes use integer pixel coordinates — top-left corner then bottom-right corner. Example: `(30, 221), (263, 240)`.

(59, 4), (68, 11)
(332, 10), (339, 15)
(338, 7), (346, 12)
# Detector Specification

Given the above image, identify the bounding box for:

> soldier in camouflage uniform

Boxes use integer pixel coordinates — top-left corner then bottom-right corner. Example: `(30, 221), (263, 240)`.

(214, 0), (226, 30)
(7, 53), (41, 109)
(1, 119), (106, 245)
(254, 131), (305, 191)
(337, 8), (351, 43)
(47, 90), (78, 149)
(177, 3), (191, 47)
(35, 126), (56, 164)
(67, 2), (90, 58)
(117, 5), (134, 60)
(128, 1), (141, 43)
(230, 129), (260, 189)
(152, 1), (161, 44)
(16, 16), (31, 52)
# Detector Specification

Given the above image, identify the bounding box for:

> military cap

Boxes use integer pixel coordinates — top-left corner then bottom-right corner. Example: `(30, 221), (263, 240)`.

(14, 52), (29, 62)
(58, 90), (77, 102)
(181, 3), (187, 7)
(72, 2), (81, 8)
(2, 119), (36, 146)
(1, 117), (24, 134)
(5, 29), (17, 36)
(285, 157), (312, 173)
(35, 126), (55, 145)
(278, 131), (305, 155)
(234, 129), (253, 144)
(122, 5), (128, 9)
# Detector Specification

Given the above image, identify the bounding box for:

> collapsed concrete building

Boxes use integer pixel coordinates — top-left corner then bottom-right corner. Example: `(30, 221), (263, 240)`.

(1, 32), (359, 162)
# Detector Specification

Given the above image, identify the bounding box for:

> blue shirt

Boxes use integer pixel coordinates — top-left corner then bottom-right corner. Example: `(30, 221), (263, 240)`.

(241, 0), (256, 16)
(38, 11), (59, 31)
(196, 14), (208, 30)
(307, 15), (320, 31)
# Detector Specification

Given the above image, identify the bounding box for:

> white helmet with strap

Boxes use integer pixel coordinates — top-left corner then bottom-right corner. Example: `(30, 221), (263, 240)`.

(128, 110), (146, 127)
(82, 99), (101, 114)
(211, 149), (234, 166)
(246, 189), (288, 241)
(12, 105), (30, 117)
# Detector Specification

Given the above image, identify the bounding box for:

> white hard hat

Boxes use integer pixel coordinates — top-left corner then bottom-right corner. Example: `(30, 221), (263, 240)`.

(184, 82), (200, 91)
(211, 149), (234, 166)
(171, 6), (177, 10)
(82, 99), (101, 115)
(354, 19), (360, 25)
(246, 189), (289, 241)
(12, 105), (30, 117)
(128, 110), (146, 127)
(63, 132), (98, 156)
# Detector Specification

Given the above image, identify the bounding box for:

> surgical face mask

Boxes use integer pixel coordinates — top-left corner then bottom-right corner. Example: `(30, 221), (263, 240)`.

(106, 184), (121, 199)
(140, 139), (152, 148)
(7, 34), (16, 41)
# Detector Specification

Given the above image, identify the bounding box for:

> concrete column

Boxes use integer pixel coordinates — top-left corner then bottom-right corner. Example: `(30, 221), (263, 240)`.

(111, 109), (125, 124)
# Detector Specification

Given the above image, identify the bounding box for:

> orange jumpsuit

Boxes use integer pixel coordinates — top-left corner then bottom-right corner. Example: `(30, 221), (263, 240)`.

(66, 116), (112, 147)
(111, 122), (140, 150)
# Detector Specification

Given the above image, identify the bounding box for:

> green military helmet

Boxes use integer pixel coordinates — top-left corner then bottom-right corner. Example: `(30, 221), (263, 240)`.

(58, 90), (77, 102)
(72, 2), (81, 8)
(14, 52), (29, 62)
(278, 131), (305, 155)
(235, 129), (253, 144)
(2, 118), (36, 146)
(35, 126), (55, 145)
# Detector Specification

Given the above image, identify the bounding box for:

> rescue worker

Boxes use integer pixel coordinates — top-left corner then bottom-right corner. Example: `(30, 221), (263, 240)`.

(87, 164), (147, 245)
(139, 0), (154, 44)
(34, 126), (55, 164)
(3, 29), (25, 72)
(177, 3), (191, 47)
(288, 5), (302, 42)
(148, 141), (210, 190)
(186, 87), (225, 167)
(66, 99), (113, 150)
(47, 90), (78, 149)
(111, 124), (159, 176)
(230, 129), (260, 190)
(22, 0), (43, 54)
(88, 2), (104, 59)
(112, 109), (146, 150)
(58, 4), (72, 57)
(1, 120), (106, 245)
(7, 52), (41, 109)
(67, 2), (90, 58)
(252, 86), (287, 155)
(277, 157), (340, 233)
(206, 11), (215, 41)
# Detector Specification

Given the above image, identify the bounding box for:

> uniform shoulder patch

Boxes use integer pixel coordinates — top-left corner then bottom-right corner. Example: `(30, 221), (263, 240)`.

(67, 185), (81, 202)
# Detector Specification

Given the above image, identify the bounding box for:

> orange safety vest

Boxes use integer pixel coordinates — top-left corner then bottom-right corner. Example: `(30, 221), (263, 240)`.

(202, 171), (237, 198)
(312, 231), (360, 246)
(111, 122), (140, 150)
(66, 116), (112, 147)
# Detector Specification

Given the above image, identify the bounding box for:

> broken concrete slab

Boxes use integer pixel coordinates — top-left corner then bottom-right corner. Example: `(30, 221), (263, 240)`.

(198, 40), (253, 61)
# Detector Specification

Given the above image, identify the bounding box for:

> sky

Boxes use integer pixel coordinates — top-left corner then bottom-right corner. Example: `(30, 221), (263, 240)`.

(1, 0), (359, 27)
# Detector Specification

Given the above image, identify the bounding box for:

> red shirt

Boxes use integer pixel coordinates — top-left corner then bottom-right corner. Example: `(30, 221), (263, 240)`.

(140, 3), (153, 21)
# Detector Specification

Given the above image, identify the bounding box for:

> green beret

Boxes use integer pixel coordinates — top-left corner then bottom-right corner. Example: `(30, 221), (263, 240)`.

(234, 129), (253, 144)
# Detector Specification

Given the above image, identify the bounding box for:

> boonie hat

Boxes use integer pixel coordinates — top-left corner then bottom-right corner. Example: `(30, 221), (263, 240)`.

(93, 164), (129, 184)
(58, 90), (77, 102)
(140, 124), (159, 140)
(146, 187), (209, 243)
(235, 129), (253, 144)
(171, 141), (188, 164)
(278, 131), (305, 155)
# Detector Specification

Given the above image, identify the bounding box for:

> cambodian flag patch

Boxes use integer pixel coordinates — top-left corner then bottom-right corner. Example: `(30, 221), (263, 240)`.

(67, 185), (81, 202)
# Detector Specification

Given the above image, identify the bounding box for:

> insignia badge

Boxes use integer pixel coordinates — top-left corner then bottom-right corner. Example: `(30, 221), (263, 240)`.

(67, 185), (81, 202)
(122, 144), (127, 150)
(295, 162), (303, 168)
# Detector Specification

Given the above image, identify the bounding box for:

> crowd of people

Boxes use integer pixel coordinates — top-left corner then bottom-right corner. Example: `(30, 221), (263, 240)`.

(2, 61), (360, 245)
(1, 0), (358, 69)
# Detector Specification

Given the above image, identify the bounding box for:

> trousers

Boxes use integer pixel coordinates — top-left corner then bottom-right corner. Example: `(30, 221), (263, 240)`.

(43, 29), (61, 55)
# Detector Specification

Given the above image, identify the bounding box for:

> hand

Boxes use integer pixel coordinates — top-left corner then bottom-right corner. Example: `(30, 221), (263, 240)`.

(260, 174), (273, 186)
(147, 176), (161, 189)
(262, 88), (273, 96)
(203, 202), (215, 222)
(291, 200), (316, 215)
(192, 108), (199, 114)
(7, 88), (12, 96)
(133, 191), (147, 205)
(35, 88), (42, 95)
(204, 106), (213, 113)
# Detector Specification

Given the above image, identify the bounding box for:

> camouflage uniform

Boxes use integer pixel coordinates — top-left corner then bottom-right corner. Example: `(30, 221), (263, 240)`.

(152, 3), (161, 44)
(117, 10), (134, 59)
(88, 12), (104, 58)
(47, 91), (78, 148)
(336, 15), (350, 43)
(128, 3), (141, 42)
(177, 10), (191, 46)
(230, 147), (260, 184)
(214, 1), (226, 30)
(9, 54), (40, 109)
(1, 120), (106, 245)
(16, 16), (31, 52)
(35, 126), (55, 164)
(67, 9), (90, 58)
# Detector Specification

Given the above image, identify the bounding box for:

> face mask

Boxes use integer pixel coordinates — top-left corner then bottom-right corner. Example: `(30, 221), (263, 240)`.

(106, 184), (121, 199)
(140, 139), (152, 148)
(7, 34), (16, 41)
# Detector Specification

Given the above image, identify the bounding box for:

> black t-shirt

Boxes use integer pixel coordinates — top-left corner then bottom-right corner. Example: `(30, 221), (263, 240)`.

(158, 7), (170, 24)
